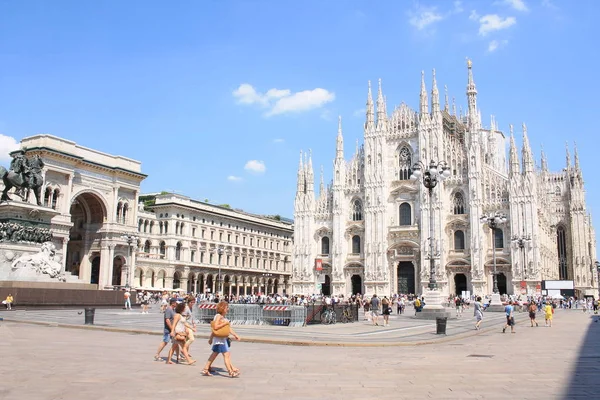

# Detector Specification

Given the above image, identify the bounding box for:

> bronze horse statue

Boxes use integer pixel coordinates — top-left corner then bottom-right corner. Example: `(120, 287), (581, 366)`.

(0, 153), (45, 206)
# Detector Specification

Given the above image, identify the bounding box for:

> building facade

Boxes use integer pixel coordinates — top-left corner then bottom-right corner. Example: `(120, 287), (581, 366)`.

(292, 61), (597, 299)
(3, 134), (293, 294)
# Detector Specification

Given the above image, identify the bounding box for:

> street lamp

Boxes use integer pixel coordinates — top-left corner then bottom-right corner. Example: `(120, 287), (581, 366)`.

(481, 212), (507, 309)
(511, 234), (531, 280)
(217, 247), (224, 295)
(121, 233), (138, 289)
(410, 159), (451, 290)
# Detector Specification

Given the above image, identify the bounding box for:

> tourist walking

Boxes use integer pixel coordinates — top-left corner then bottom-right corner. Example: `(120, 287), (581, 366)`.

(370, 294), (381, 326)
(202, 301), (240, 377)
(124, 289), (131, 310)
(154, 298), (176, 361)
(528, 301), (539, 327)
(382, 296), (391, 326)
(473, 296), (483, 330)
(502, 302), (515, 334)
(167, 302), (196, 365)
(544, 302), (554, 327)
(181, 297), (196, 359)
(141, 291), (150, 314)
(363, 299), (371, 321)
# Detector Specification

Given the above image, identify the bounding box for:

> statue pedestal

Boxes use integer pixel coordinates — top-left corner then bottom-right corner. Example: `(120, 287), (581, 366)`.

(486, 292), (505, 312)
(415, 289), (453, 320)
(0, 201), (60, 226)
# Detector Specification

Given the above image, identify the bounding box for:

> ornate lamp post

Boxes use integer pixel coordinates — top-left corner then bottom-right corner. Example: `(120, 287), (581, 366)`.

(216, 246), (224, 295)
(481, 212), (507, 310)
(511, 235), (531, 280)
(410, 159), (451, 319)
(121, 234), (138, 289)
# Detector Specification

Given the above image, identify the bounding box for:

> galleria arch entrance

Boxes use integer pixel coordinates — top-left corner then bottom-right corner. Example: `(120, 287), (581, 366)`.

(66, 192), (107, 284)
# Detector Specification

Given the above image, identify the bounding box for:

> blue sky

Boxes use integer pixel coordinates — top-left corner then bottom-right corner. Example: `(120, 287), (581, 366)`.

(1, 0), (599, 225)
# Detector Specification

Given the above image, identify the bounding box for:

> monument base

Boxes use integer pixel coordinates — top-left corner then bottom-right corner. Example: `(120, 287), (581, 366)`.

(486, 293), (506, 312)
(0, 284), (136, 307)
(415, 289), (454, 320)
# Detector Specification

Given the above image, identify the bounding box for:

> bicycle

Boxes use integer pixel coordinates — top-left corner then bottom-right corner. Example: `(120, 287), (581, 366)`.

(320, 308), (336, 324)
(341, 306), (353, 323)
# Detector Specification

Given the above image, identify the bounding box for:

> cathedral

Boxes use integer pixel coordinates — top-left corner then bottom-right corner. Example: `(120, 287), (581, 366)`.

(292, 60), (597, 299)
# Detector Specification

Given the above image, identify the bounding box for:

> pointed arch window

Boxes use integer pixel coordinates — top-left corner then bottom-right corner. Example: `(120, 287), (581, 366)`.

(453, 192), (466, 215)
(52, 189), (59, 210)
(321, 237), (330, 255)
(351, 199), (363, 221)
(557, 226), (568, 280)
(494, 228), (504, 249)
(352, 235), (361, 254)
(398, 146), (412, 180)
(399, 203), (411, 226)
(44, 187), (51, 207)
(175, 242), (182, 261)
(144, 240), (151, 253)
(454, 230), (465, 250)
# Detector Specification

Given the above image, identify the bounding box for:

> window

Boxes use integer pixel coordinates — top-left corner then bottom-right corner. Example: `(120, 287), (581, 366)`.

(144, 240), (151, 253)
(235, 256), (238, 266)
(399, 203), (411, 226)
(44, 188), (51, 207)
(52, 189), (59, 210)
(227, 234), (231, 242)
(191, 250), (195, 262)
(200, 252), (204, 263)
(159, 241), (166, 256)
(454, 230), (465, 250)
(352, 235), (361, 254)
(201, 229), (205, 238)
(321, 237), (330, 255)
(352, 199), (363, 221)
(453, 192), (465, 215)
(175, 242), (182, 261)
(210, 231), (214, 240)
(398, 146), (412, 180)
(219, 232), (223, 241)
(192, 227), (196, 237)
(494, 228), (504, 249)
(557, 226), (568, 280)
(210, 253), (214, 264)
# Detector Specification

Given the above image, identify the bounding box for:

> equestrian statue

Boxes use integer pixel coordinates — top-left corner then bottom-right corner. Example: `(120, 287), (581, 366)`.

(0, 149), (45, 206)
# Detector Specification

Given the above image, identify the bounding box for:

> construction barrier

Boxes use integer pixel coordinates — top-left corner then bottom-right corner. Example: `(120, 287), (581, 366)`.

(194, 303), (307, 327)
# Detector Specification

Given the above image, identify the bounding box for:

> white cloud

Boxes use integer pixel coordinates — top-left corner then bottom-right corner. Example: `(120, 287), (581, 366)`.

(501, 0), (528, 11)
(453, 1), (464, 13)
(227, 175), (243, 182)
(469, 10), (480, 21)
(488, 39), (509, 52)
(233, 84), (335, 117)
(0, 134), (19, 164)
(541, 0), (559, 10)
(273, 138), (285, 144)
(478, 14), (517, 36)
(409, 6), (444, 30)
(244, 160), (266, 174)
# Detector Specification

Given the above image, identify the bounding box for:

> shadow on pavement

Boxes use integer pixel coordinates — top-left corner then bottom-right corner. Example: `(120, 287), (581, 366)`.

(561, 315), (600, 399)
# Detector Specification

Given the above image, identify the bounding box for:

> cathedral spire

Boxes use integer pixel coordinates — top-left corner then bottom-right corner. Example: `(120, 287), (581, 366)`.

(541, 145), (548, 172)
(319, 165), (325, 195)
(431, 69), (440, 113)
(297, 150), (305, 193)
(509, 124), (520, 177)
(566, 142), (571, 169)
(365, 81), (375, 131)
(574, 141), (580, 170)
(522, 123), (534, 174)
(420, 71), (429, 115)
(306, 149), (314, 191)
(336, 115), (344, 160)
(376, 78), (386, 129)
(444, 85), (449, 112)
(466, 58), (479, 131)
(452, 97), (457, 116)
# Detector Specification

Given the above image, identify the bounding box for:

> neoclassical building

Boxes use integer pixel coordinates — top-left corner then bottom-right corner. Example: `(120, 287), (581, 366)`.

(292, 61), (597, 299)
(4, 134), (293, 294)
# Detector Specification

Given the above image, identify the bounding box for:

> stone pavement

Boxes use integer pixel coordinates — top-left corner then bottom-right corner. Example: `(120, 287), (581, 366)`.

(0, 305), (527, 345)
(1, 309), (599, 399)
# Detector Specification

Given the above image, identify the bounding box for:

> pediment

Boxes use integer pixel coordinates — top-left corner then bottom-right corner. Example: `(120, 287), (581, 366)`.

(390, 181), (419, 196)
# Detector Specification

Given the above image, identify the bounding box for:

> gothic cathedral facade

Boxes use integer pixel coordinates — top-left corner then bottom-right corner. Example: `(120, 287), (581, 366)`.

(292, 61), (597, 299)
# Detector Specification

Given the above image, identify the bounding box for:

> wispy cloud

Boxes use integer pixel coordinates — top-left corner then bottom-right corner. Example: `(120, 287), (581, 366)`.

(488, 39), (509, 52)
(541, 0), (559, 10)
(227, 175), (243, 182)
(0, 134), (19, 163)
(273, 138), (285, 144)
(408, 2), (464, 32)
(498, 0), (529, 12)
(233, 84), (335, 117)
(244, 160), (266, 174)
(477, 14), (517, 36)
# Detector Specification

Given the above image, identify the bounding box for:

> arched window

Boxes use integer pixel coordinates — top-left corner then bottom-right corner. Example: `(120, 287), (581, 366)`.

(352, 199), (363, 221)
(175, 242), (182, 261)
(159, 221), (163, 235)
(557, 226), (568, 280)
(352, 235), (361, 254)
(122, 203), (129, 224)
(399, 203), (411, 225)
(116, 202), (122, 223)
(164, 222), (168, 234)
(180, 223), (184, 235)
(44, 187), (51, 207)
(52, 189), (59, 210)
(144, 220), (149, 233)
(144, 240), (151, 253)
(138, 219), (143, 232)
(398, 146), (412, 180)
(454, 230), (465, 250)
(159, 241), (166, 256)
(453, 192), (465, 214)
(494, 228), (504, 249)
(321, 237), (330, 255)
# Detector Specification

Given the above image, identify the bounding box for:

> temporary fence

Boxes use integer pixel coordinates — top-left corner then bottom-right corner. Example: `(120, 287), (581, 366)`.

(193, 303), (307, 327)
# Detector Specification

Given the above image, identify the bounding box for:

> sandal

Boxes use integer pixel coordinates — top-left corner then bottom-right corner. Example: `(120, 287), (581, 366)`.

(201, 369), (212, 376)
(229, 370), (240, 378)
(154, 355), (162, 361)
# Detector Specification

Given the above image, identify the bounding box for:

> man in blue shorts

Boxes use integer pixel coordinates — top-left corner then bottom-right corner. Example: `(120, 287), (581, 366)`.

(155, 298), (177, 360)
(502, 301), (515, 333)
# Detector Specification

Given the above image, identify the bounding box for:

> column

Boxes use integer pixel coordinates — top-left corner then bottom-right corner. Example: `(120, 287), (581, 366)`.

(99, 244), (110, 289)
(165, 276), (174, 290)
(129, 245), (137, 288)
(180, 277), (188, 292)
(61, 237), (70, 275)
(65, 173), (73, 215)
(107, 244), (116, 286)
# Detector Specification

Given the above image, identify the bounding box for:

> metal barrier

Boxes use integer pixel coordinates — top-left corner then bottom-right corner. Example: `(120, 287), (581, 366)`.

(305, 303), (359, 324)
(194, 303), (307, 327)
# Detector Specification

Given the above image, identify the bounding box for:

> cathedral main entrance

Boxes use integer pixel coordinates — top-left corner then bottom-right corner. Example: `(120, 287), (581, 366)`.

(397, 262), (415, 294)
(322, 275), (331, 296)
(351, 275), (362, 295)
(454, 273), (467, 296)
(497, 273), (507, 295)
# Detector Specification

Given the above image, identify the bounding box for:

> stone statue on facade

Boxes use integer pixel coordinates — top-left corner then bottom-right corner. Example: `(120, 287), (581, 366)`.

(0, 150), (45, 206)
(9, 242), (65, 281)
